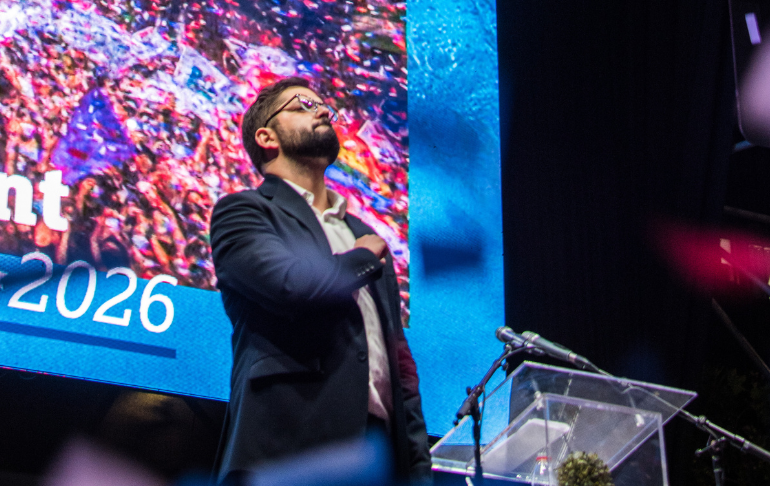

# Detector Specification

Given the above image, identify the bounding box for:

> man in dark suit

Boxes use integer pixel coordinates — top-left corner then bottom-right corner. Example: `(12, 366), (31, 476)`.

(210, 77), (432, 485)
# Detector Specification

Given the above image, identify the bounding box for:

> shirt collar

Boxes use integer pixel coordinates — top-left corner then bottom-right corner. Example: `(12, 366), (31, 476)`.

(282, 178), (348, 219)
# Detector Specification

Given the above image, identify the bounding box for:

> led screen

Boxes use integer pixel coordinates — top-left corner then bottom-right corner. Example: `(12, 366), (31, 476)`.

(407, 0), (504, 435)
(0, 0), (502, 437)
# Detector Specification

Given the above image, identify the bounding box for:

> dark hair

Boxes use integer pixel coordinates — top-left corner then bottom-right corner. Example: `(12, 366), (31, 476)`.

(241, 77), (311, 174)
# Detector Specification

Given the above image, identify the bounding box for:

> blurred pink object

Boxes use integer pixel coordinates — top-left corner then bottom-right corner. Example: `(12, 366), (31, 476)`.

(739, 31), (770, 145)
(651, 219), (770, 296)
(43, 437), (166, 486)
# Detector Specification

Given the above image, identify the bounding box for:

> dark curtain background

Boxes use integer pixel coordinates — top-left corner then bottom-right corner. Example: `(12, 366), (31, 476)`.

(497, 0), (737, 483)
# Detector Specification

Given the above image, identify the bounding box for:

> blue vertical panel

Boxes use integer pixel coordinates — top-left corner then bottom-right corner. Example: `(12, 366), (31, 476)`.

(407, 0), (505, 435)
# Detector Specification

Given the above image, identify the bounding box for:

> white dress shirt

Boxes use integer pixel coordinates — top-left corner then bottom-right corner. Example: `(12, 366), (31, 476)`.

(283, 179), (393, 424)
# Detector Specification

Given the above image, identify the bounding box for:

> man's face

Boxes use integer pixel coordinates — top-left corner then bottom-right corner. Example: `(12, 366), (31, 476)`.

(270, 87), (340, 166)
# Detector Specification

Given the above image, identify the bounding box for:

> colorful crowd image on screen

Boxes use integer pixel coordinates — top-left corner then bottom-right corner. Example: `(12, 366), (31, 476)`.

(0, 0), (409, 313)
(0, 0), (412, 396)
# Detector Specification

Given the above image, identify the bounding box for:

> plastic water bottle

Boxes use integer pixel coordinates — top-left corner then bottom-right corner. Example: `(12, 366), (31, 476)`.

(530, 453), (551, 485)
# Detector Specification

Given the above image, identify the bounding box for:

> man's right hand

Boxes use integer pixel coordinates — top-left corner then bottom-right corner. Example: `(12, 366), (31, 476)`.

(353, 234), (388, 260)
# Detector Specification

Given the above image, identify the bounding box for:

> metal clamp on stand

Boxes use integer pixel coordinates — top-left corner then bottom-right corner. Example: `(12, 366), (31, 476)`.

(454, 344), (529, 486)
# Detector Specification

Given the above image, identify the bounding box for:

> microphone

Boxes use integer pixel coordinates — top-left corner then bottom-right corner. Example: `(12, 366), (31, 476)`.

(495, 326), (529, 348)
(495, 326), (595, 370)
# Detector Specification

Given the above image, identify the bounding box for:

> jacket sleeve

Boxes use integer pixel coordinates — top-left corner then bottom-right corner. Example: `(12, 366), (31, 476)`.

(395, 325), (433, 484)
(210, 191), (383, 317)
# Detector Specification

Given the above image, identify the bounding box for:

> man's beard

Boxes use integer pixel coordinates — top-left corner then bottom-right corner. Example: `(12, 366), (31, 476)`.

(275, 120), (340, 166)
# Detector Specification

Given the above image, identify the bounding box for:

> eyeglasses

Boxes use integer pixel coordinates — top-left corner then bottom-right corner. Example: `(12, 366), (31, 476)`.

(263, 94), (339, 127)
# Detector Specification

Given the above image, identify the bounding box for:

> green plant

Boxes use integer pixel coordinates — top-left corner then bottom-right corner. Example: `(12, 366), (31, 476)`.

(556, 451), (614, 486)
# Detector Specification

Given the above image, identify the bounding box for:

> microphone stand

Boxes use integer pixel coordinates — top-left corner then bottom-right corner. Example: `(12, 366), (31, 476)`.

(573, 362), (770, 485)
(695, 436), (725, 486)
(684, 410), (770, 486)
(587, 365), (770, 484)
(454, 346), (528, 486)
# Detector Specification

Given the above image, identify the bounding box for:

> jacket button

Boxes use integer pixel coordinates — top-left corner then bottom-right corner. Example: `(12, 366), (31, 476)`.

(357, 351), (367, 362)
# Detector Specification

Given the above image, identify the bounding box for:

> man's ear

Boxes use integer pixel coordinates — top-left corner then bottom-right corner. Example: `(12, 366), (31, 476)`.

(255, 127), (279, 150)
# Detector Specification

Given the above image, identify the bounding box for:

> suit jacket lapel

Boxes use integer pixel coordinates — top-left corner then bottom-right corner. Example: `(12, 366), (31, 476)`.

(343, 212), (374, 238)
(258, 175), (331, 253)
(344, 213), (397, 333)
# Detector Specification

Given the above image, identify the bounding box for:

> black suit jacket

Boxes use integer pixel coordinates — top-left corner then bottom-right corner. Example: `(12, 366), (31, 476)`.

(210, 175), (431, 483)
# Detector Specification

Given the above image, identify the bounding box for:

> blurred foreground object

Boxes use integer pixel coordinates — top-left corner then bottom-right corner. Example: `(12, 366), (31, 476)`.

(652, 219), (770, 383)
(42, 437), (166, 486)
(45, 432), (395, 486)
(651, 219), (770, 298)
(241, 431), (394, 486)
(731, 0), (770, 146)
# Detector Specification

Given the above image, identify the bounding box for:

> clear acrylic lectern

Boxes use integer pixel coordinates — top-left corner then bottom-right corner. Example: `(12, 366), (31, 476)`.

(431, 362), (696, 485)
